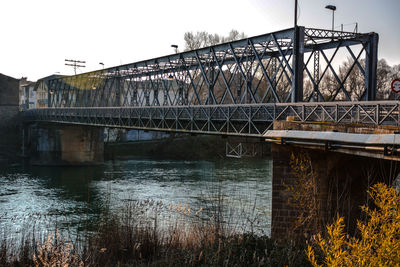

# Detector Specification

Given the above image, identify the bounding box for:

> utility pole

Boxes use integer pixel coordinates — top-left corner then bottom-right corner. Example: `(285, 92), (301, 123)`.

(65, 59), (86, 75)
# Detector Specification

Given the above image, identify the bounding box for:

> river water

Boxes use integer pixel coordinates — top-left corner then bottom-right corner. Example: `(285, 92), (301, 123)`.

(0, 158), (272, 239)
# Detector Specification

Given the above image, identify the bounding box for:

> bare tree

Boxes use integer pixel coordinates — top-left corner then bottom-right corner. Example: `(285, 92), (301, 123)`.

(376, 59), (400, 100)
(223, 29), (246, 43)
(184, 29), (399, 103)
(183, 29), (246, 51)
(320, 70), (337, 101)
(338, 57), (365, 100)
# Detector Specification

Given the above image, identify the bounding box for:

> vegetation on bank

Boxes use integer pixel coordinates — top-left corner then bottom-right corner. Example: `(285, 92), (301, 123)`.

(0, 199), (309, 266)
(2, 152), (400, 266)
(307, 183), (400, 266)
(5, 183), (399, 266)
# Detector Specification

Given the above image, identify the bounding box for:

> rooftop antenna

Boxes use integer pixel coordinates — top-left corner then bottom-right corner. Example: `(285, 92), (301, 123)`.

(65, 59), (86, 75)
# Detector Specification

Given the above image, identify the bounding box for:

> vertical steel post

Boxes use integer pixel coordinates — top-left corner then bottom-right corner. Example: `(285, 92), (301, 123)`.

(208, 65), (215, 104)
(364, 33), (379, 101)
(291, 26), (304, 102)
(246, 68), (252, 104)
(314, 50), (320, 101)
(115, 73), (121, 106)
(48, 81), (52, 108)
(163, 79), (168, 106)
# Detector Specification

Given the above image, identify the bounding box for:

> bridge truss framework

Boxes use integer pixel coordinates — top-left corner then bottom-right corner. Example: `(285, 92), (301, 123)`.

(47, 26), (378, 108)
(24, 26), (390, 137)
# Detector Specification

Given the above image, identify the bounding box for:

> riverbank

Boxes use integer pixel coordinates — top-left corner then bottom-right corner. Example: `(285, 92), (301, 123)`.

(105, 134), (270, 160)
(0, 199), (309, 266)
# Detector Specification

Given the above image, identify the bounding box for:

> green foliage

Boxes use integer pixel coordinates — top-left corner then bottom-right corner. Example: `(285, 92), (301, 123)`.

(307, 183), (400, 266)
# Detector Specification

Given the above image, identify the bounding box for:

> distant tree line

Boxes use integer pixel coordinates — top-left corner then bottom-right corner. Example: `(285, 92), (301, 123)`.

(183, 30), (246, 51)
(304, 58), (400, 101)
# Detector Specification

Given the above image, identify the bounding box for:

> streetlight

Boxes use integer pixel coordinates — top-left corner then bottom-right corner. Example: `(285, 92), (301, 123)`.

(171, 44), (178, 54)
(99, 62), (104, 69)
(325, 5), (336, 31)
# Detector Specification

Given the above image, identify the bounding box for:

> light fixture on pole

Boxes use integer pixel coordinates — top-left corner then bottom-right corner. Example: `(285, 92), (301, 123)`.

(325, 5), (336, 31)
(171, 44), (178, 54)
(99, 62), (104, 69)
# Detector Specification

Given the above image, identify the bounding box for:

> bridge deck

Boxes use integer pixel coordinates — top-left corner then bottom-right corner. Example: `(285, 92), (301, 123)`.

(23, 101), (400, 137)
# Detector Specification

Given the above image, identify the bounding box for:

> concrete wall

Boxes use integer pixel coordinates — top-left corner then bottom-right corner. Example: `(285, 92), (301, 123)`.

(28, 123), (104, 165)
(271, 144), (398, 240)
(0, 74), (20, 163)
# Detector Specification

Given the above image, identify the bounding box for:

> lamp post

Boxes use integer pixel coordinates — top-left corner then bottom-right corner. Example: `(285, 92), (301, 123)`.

(171, 44), (178, 54)
(99, 62), (104, 69)
(325, 5), (336, 31)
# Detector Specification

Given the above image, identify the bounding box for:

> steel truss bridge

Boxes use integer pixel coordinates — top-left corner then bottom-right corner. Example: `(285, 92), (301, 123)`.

(24, 26), (398, 137)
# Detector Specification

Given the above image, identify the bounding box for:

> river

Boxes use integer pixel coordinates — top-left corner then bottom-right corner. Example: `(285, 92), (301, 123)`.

(0, 158), (272, 239)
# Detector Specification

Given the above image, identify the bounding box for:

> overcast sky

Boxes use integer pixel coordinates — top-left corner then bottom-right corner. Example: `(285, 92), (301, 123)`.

(1, 0), (399, 81)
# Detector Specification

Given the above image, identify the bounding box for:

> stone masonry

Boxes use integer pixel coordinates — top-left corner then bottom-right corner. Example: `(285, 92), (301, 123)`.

(271, 121), (400, 240)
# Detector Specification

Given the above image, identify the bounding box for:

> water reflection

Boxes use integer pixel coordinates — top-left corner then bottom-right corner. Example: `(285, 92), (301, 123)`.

(0, 158), (272, 237)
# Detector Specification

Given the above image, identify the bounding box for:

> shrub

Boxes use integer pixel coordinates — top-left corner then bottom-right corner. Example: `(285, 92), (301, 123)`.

(33, 232), (83, 267)
(307, 183), (400, 266)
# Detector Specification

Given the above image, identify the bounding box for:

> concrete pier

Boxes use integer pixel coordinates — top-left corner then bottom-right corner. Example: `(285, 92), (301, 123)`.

(27, 123), (104, 165)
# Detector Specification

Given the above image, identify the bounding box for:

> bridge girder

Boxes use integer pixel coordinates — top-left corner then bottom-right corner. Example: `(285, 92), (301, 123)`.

(24, 101), (400, 137)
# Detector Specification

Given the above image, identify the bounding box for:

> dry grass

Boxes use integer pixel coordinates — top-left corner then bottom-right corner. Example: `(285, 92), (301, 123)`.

(33, 232), (83, 267)
(0, 198), (308, 266)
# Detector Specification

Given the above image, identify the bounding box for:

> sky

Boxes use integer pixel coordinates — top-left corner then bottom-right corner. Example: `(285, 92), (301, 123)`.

(1, 0), (399, 81)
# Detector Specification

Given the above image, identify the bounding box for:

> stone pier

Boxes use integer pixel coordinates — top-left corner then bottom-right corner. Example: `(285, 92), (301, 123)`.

(269, 121), (400, 240)
(27, 123), (104, 165)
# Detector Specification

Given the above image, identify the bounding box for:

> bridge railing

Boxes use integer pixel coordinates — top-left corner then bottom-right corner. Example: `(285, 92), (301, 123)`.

(24, 101), (400, 137)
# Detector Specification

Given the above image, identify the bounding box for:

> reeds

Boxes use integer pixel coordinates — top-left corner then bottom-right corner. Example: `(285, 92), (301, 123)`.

(0, 199), (308, 266)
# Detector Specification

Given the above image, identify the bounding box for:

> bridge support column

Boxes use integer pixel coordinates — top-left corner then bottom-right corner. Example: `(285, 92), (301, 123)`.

(271, 143), (398, 241)
(27, 123), (104, 165)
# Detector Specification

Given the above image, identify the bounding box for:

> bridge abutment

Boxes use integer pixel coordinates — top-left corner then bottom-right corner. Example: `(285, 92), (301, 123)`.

(271, 143), (398, 240)
(26, 123), (104, 165)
